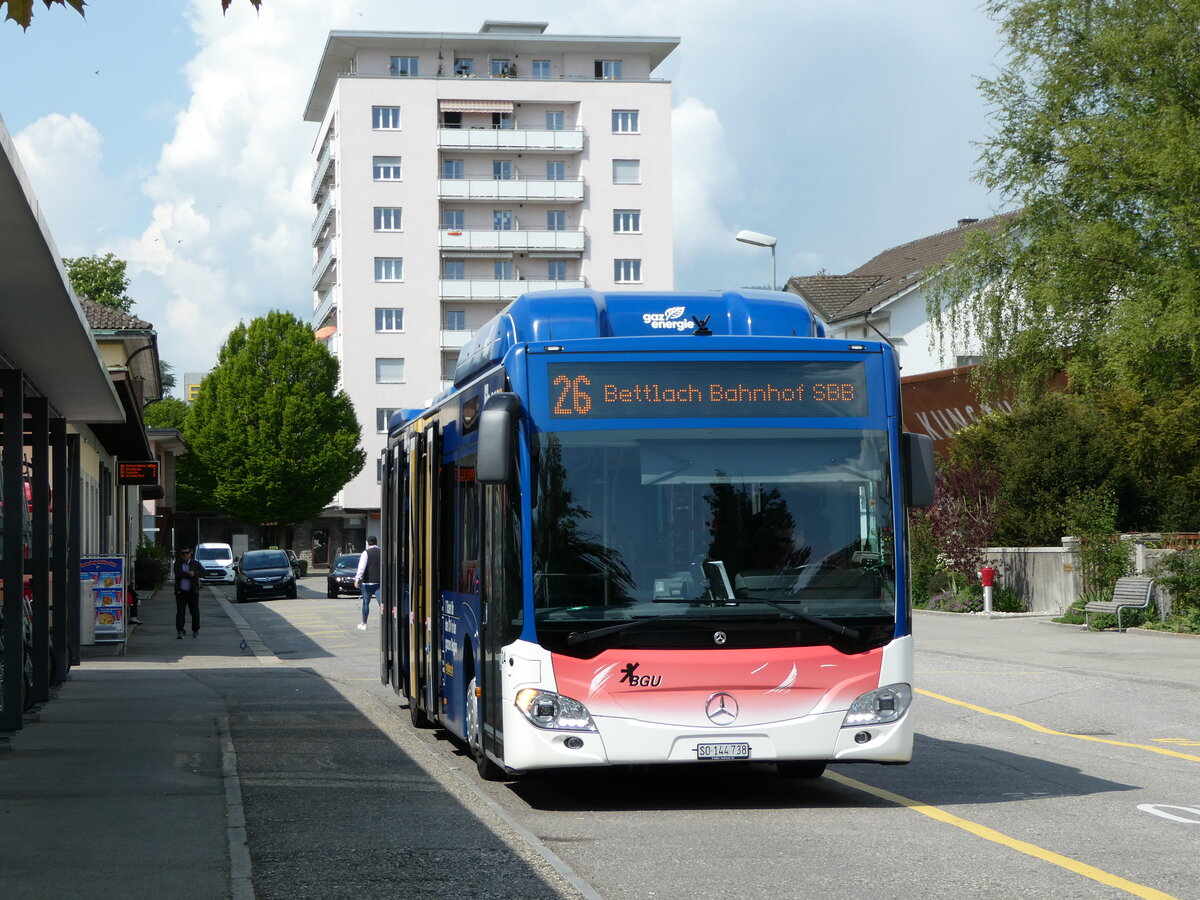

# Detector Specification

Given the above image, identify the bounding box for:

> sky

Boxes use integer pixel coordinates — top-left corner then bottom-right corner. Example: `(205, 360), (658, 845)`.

(0, 0), (1007, 393)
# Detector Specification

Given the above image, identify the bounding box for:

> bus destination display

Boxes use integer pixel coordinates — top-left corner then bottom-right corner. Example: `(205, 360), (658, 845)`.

(548, 360), (868, 419)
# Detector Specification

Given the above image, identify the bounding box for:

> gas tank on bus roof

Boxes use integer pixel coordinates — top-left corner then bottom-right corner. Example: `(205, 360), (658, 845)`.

(514, 289), (825, 341)
(453, 289), (828, 387)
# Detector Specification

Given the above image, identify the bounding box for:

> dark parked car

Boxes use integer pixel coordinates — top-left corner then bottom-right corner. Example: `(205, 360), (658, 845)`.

(327, 553), (361, 598)
(235, 549), (297, 603)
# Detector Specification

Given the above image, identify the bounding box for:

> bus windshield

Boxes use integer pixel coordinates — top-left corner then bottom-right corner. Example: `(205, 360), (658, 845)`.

(530, 427), (896, 655)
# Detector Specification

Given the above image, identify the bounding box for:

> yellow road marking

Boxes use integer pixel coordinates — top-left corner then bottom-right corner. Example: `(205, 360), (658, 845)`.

(1153, 738), (1200, 747)
(826, 771), (1179, 900)
(918, 689), (1200, 763)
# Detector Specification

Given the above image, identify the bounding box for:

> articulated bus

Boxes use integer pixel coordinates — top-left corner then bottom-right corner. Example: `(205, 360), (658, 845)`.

(380, 290), (935, 780)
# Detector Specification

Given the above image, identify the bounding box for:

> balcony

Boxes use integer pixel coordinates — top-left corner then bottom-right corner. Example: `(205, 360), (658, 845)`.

(441, 329), (477, 350)
(311, 247), (337, 292)
(311, 194), (335, 246)
(437, 127), (584, 153)
(438, 177), (584, 203)
(439, 228), (585, 253)
(439, 278), (587, 301)
(310, 143), (335, 202)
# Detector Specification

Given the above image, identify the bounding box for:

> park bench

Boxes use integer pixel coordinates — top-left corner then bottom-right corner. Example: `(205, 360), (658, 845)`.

(1083, 576), (1156, 632)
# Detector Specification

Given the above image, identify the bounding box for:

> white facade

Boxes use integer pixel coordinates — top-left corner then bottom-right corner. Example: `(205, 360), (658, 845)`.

(305, 23), (679, 513)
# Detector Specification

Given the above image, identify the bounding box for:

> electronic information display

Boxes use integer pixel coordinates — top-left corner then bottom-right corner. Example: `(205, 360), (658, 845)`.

(548, 360), (868, 419)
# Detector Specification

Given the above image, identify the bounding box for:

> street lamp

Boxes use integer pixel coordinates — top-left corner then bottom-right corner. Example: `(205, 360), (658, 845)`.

(735, 229), (778, 291)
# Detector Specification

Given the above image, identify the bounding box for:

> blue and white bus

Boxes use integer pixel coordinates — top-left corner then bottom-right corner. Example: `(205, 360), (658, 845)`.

(380, 290), (934, 780)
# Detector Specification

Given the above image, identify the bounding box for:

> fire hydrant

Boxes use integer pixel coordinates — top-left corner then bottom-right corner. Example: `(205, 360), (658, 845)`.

(979, 565), (996, 613)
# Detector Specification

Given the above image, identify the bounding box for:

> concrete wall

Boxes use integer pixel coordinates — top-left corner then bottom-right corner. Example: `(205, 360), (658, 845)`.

(985, 537), (1175, 616)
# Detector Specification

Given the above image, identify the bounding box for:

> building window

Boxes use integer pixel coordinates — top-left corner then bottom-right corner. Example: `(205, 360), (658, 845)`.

(374, 207), (403, 231)
(490, 58), (512, 77)
(614, 209), (641, 233)
(445, 309), (466, 331)
(443, 209), (464, 229)
(376, 358), (405, 383)
(442, 355), (458, 380)
(374, 258), (403, 281)
(494, 260), (513, 280)
(389, 56), (418, 76)
(442, 260), (465, 280)
(492, 112), (513, 130)
(532, 59), (551, 78)
(375, 308), (404, 332)
(493, 210), (513, 231)
(492, 159), (513, 180)
(376, 408), (400, 432)
(613, 159), (640, 184)
(376, 457), (384, 484)
(547, 210), (566, 231)
(372, 106), (401, 130)
(545, 110), (564, 131)
(454, 58), (473, 76)
(546, 160), (565, 181)
(615, 259), (642, 283)
(373, 156), (402, 181)
(548, 260), (567, 281)
(612, 110), (640, 133)
(442, 159), (464, 180)
(595, 59), (623, 80)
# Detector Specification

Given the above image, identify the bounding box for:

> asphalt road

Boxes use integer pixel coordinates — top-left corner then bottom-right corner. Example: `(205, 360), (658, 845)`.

(211, 576), (1200, 900)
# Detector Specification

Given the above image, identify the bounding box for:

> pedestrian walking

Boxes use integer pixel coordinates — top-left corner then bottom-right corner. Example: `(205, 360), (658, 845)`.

(174, 547), (203, 639)
(355, 535), (381, 631)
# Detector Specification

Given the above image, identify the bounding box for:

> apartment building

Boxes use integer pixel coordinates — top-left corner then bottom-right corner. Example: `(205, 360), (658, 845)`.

(303, 21), (679, 523)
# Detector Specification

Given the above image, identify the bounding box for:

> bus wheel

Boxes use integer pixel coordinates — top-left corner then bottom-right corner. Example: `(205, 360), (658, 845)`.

(407, 689), (431, 728)
(777, 760), (827, 779)
(466, 676), (504, 781)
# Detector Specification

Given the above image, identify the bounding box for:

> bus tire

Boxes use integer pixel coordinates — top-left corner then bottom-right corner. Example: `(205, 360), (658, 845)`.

(466, 676), (505, 781)
(777, 760), (827, 779)
(407, 689), (431, 728)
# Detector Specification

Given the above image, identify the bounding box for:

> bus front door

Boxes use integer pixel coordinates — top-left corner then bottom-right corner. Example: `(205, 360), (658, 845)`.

(406, 423), (440, 727)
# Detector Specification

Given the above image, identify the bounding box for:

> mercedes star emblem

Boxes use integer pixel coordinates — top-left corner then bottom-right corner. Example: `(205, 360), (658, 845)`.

(713, 631), (727, 645)
(705, 691), (739, 725)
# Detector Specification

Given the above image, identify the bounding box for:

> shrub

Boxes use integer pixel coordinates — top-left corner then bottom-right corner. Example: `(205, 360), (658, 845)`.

(134, 539), (170, 591)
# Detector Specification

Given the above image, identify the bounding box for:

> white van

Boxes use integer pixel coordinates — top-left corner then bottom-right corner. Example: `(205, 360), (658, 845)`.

(195, 542), (235, 583)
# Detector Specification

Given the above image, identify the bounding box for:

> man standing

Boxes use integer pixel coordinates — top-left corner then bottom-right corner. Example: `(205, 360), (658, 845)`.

(355, 535), (381, 631)
(173, 547), (203, 639)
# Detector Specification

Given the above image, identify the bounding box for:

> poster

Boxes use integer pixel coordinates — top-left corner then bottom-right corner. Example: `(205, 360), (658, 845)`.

(81, 556), (126, 642)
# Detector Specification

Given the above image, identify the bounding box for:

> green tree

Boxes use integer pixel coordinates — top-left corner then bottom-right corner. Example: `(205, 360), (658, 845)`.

(64, 253), (134, 313)
(933, 0), (1200, 402)
(143, 397), (190, 430)
(4, 0), (260, 29)
(182, 310), (364, 526)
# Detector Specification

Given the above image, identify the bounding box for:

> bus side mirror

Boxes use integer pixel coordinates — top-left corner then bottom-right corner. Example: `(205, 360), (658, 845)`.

(902, 432), (936, 508)
(477, 392), (521, 483)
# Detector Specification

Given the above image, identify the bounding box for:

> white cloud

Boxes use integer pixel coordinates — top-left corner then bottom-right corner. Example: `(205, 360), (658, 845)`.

(120, 0), (330, 381)
(13, 113), (130, 256)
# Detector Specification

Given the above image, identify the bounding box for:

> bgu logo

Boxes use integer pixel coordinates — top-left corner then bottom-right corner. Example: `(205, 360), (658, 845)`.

(619, 662), (662, 687)
(642, 306), (691, 331)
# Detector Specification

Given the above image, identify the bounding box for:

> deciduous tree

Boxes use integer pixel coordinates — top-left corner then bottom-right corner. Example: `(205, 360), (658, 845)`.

(3, 0), (261, 29)
(183, 310), (364, 525)
(933, 0), (1200, 402)
(64, 253), (134, 314)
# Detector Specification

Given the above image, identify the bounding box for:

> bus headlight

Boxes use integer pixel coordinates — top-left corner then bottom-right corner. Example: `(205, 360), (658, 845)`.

(842, 683), (912, 727)
(515, 689), (597, 732)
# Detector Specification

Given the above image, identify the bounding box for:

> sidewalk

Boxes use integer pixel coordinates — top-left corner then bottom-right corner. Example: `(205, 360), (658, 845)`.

(0, 585), (251, 900)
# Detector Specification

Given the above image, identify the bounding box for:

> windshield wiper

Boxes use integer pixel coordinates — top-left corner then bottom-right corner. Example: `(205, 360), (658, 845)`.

(752, 599), (861, 642)
(566, 615), (692, 646)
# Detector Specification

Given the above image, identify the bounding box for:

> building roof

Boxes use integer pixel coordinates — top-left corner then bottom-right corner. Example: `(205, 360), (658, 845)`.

(0, 114), (123, 423)
(80, 297), (153, 331)
(304, 27), (681, 122)
(787, 213), (1017, 324)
